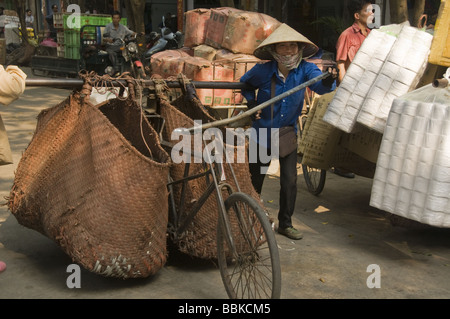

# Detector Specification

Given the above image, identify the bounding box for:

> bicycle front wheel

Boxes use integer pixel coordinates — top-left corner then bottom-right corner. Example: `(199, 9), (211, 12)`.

(217, 192), (281, 299)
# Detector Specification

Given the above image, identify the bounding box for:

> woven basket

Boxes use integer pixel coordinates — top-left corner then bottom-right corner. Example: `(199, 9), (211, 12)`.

(160, 94), (263, 259)
(8, 91), (171, 279)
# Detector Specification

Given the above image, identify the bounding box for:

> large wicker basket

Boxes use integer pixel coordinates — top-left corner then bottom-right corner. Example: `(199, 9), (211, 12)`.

(8, 90), (171, 279)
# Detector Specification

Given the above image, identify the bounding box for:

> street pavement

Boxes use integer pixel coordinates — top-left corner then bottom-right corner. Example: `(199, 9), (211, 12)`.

(0, 67), (449, 300)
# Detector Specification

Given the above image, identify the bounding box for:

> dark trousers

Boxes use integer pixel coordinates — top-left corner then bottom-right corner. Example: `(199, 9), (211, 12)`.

(106, 45), (122, 73)
(248, 144), (298, 229)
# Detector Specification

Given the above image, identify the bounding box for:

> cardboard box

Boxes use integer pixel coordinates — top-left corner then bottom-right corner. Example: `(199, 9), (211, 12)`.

(299, 91), (342, 170)
(338, 124), (383, 163)
(428, 0), (450, 67)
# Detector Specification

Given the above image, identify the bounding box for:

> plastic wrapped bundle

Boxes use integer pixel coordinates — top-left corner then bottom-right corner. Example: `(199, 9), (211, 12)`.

(184, 8), (211, 47)
(357, 26), (433, 133)
(205, 7), (242, 49)
(150, 49), (192, 78)
(370, 82), (450, 227)
(322, 28), (397, 133)
(221, 11), (281, 54)
(183, 56), (238, 106)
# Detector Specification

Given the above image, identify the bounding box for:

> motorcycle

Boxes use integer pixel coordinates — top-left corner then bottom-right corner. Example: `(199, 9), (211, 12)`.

(143, 16), (183, 60)
(105, 34), (146, 79)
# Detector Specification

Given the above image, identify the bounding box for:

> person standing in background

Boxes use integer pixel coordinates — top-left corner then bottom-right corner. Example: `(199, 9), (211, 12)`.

(0, 64), (27, 273)
(25, 9), (34, 28)
(332, 0), (374, 178)
(335, 0), (374, 84)
(45, 4), (59, 41)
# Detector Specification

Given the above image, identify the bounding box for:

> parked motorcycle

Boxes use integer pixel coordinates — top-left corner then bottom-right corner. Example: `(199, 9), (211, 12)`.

(143, 16), (183, 60)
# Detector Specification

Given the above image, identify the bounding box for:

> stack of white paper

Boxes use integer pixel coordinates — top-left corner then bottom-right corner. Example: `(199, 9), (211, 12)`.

(370, 84), (450, 228)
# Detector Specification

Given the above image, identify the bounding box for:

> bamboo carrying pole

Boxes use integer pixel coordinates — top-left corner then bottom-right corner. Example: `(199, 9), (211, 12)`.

(25, 78), (254, 90)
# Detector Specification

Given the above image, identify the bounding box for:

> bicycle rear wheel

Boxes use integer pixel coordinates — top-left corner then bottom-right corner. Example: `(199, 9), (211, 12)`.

(217, 192), (281, 299)
(302, 165), (326, 195)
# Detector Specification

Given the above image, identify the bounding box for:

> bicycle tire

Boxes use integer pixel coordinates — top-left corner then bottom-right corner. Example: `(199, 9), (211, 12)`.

(302, 165), (326, 195)
(217, 192), (281, 299)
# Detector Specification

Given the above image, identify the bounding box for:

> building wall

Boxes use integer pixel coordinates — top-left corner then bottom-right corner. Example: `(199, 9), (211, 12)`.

(146, 0), (178, 32)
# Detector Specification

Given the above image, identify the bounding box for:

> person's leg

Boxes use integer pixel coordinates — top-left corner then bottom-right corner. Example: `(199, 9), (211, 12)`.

(248, 143), (271, 195)
(278, 149), (297, 229)
(106, 45), (121, 74)
(277, 149), (303, 239)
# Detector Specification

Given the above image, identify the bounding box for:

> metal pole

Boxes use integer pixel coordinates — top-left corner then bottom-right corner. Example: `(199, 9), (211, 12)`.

(186, 71), (330, 131)
(25, 78), (254, 90)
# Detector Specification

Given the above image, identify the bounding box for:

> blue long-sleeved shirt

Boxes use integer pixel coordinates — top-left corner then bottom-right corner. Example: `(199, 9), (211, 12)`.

(240, 59), (336, 148)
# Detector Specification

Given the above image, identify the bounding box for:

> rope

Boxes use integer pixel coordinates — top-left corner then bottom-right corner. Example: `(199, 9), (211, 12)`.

(78, 70), (154, 160)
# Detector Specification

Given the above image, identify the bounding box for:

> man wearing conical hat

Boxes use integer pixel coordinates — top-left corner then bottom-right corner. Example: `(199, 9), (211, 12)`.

(240, 23), (337, 240)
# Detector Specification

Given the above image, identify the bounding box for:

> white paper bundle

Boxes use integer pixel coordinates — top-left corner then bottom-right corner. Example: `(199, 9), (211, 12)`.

(322, 29), (397, 133)
(370, 84), (450, 228)
(323, 23), (433, 134)
(357, 25), (433, 133)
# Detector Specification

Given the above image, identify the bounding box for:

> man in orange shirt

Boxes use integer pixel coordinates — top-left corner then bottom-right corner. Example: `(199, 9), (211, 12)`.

(333, 0), (374, 178)
(336, 0), (375, 84)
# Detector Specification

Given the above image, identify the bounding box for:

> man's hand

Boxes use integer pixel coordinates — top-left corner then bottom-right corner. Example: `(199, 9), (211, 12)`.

(252, 110), (262, 121)
(322, 65), (339, 87)
(327, 66), (339, 79)
(247, 100), (261, 121)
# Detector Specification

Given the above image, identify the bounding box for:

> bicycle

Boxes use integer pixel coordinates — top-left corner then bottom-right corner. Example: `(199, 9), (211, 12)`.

(148, 86), (282, 299)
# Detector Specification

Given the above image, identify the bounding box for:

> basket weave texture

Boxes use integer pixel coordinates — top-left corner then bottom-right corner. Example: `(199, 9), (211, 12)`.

(160, 95), (262, 259)
(8, 93), (171, 279)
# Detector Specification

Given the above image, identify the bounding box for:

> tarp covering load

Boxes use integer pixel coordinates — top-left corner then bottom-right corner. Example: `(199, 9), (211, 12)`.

(8, 81), (171, 278)
(370, 75), (450, 228)
(150, 48), (257, 106)
(150, 8), (278, 106)
(184, 8), (211, 47)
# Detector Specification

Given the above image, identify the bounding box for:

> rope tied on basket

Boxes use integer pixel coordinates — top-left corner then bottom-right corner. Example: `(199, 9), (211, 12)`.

(78, 71), (154, 160)
(177, 73), (201, 104)
(78, 71), (134, 101)
(152, 78), (171, 102)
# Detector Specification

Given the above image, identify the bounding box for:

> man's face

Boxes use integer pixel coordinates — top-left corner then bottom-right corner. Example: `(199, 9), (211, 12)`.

(358, 3), (375, 25)
(52, 6), (58, 13)
(112, 14), (121, 26)
(275, 42), (299, 56)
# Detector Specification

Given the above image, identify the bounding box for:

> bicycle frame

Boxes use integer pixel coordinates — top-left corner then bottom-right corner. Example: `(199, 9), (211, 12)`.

(165, 131), (242, 258)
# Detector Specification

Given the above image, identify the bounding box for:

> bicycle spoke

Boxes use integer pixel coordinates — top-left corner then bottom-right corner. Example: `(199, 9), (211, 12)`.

(217, 193), (281, 299)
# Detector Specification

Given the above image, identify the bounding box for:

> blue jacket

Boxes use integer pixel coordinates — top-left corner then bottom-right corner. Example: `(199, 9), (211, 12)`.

(240, 59), (336, 148)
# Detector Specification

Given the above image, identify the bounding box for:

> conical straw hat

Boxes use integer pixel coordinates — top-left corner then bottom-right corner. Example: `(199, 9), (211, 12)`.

(254, 23), (319, 60)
